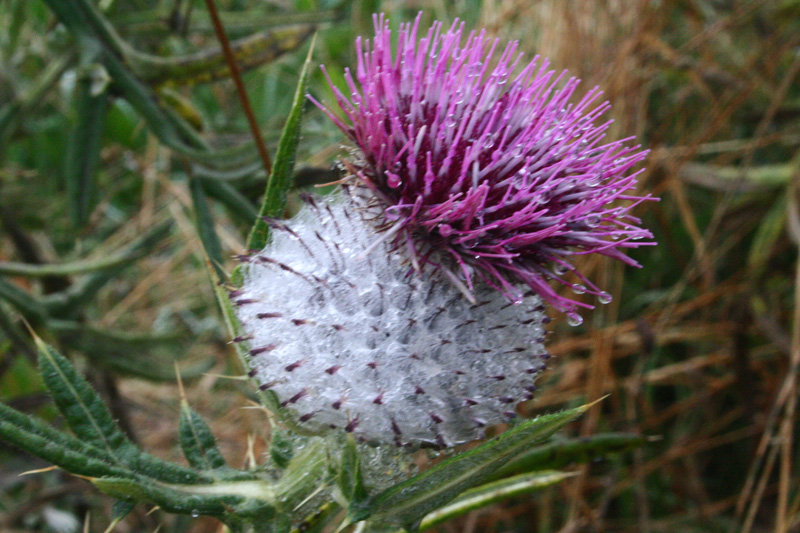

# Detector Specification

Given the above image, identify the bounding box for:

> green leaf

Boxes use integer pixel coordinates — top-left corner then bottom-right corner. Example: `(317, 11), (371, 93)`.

(272, 439), (329, 513)
(0, 231), (168, 277)
(269, 429), (294, 469)
(32, 335), (212, 484)
(349, 402), (596, 531)
(246, 35), (316, 252)
(43, 220), (172, 317)
(419, 471), (574, 531)
(111, 500), (135, 521)
(338, 435), (368, 505)
(127, 24), (318, 87)
(35, 336), (137, 461)
(190, 175), (225, 280)
(0, 403), (133, 478)
(0, 278), (49, 323)
(179, 400), (227, 470)
(91, 476), (276, 518)
(490, 432), (651, 482)
(64, 65), (108, 228)
(200, 177), (258, 226)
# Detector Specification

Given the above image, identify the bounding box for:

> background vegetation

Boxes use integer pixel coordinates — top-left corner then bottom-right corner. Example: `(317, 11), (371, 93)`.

(1, 0), (798, 531)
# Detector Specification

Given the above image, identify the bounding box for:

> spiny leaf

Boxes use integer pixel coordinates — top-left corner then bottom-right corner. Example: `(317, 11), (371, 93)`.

(419, 471), (574, 531)
(91, 476), (276, 518)
(0, 403), (123, 475)
(179, 401), (227, 470)
(338, 435), (368, 505)
(490, 432), (651, 482)
(35, 335), (137, 461)
(0, 403), (133, 478)
(246, 34), (316, 252)
(33, 336), (212, 484)
(350, 402), (597, 530)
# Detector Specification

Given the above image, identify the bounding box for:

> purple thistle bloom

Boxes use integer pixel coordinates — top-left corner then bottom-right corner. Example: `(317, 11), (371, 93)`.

(310, 14), (655, 319)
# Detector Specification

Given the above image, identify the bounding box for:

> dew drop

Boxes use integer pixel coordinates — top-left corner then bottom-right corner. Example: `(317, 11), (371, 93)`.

(585, 174), (603, 187)
(572, 284), (586, 295)
(191, 510), (200, 518)
(598, 291), (613, 304)
(553, 263), (570, 276)
(585, 215), (601, 228)
(567, 312), (583, 327)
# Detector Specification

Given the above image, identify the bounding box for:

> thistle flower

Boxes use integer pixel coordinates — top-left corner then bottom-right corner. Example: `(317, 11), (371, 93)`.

(234, 14), (655, 447)
(234, 195), (550, 447)
(311, 14), (655, 321)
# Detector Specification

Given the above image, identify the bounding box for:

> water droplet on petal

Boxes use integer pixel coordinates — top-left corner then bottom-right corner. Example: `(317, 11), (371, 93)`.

(598, 291), (613, 304)
(553, 263), (570, 276)
(567, 312), (583, 327)
(572, 284), (586, 295)
(585, 215), (601, 228)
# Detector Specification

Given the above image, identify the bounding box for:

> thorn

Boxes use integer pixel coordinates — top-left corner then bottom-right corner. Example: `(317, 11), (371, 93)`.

(281, 389), (308, 407)
(18, 465), (59, 477)
(258, 380), (279, 391)
(174, 361), (186, 402)
(284, 360), (303, 372)
(250, 344), (278, 356)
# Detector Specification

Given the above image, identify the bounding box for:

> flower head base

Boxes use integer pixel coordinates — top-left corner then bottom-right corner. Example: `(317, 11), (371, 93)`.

(311, 14), (655, 317)
(233, 195), (550, 447)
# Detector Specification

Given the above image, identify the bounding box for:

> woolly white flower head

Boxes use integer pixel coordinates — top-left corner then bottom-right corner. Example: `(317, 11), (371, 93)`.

(233, 195), (550, 447)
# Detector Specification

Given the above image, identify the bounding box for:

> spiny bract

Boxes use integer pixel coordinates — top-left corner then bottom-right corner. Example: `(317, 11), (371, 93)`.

(233, 195), (550, 447)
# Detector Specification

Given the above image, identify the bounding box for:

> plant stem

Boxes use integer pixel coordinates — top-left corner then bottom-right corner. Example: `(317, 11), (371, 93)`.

(202, 0), (272, 176)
